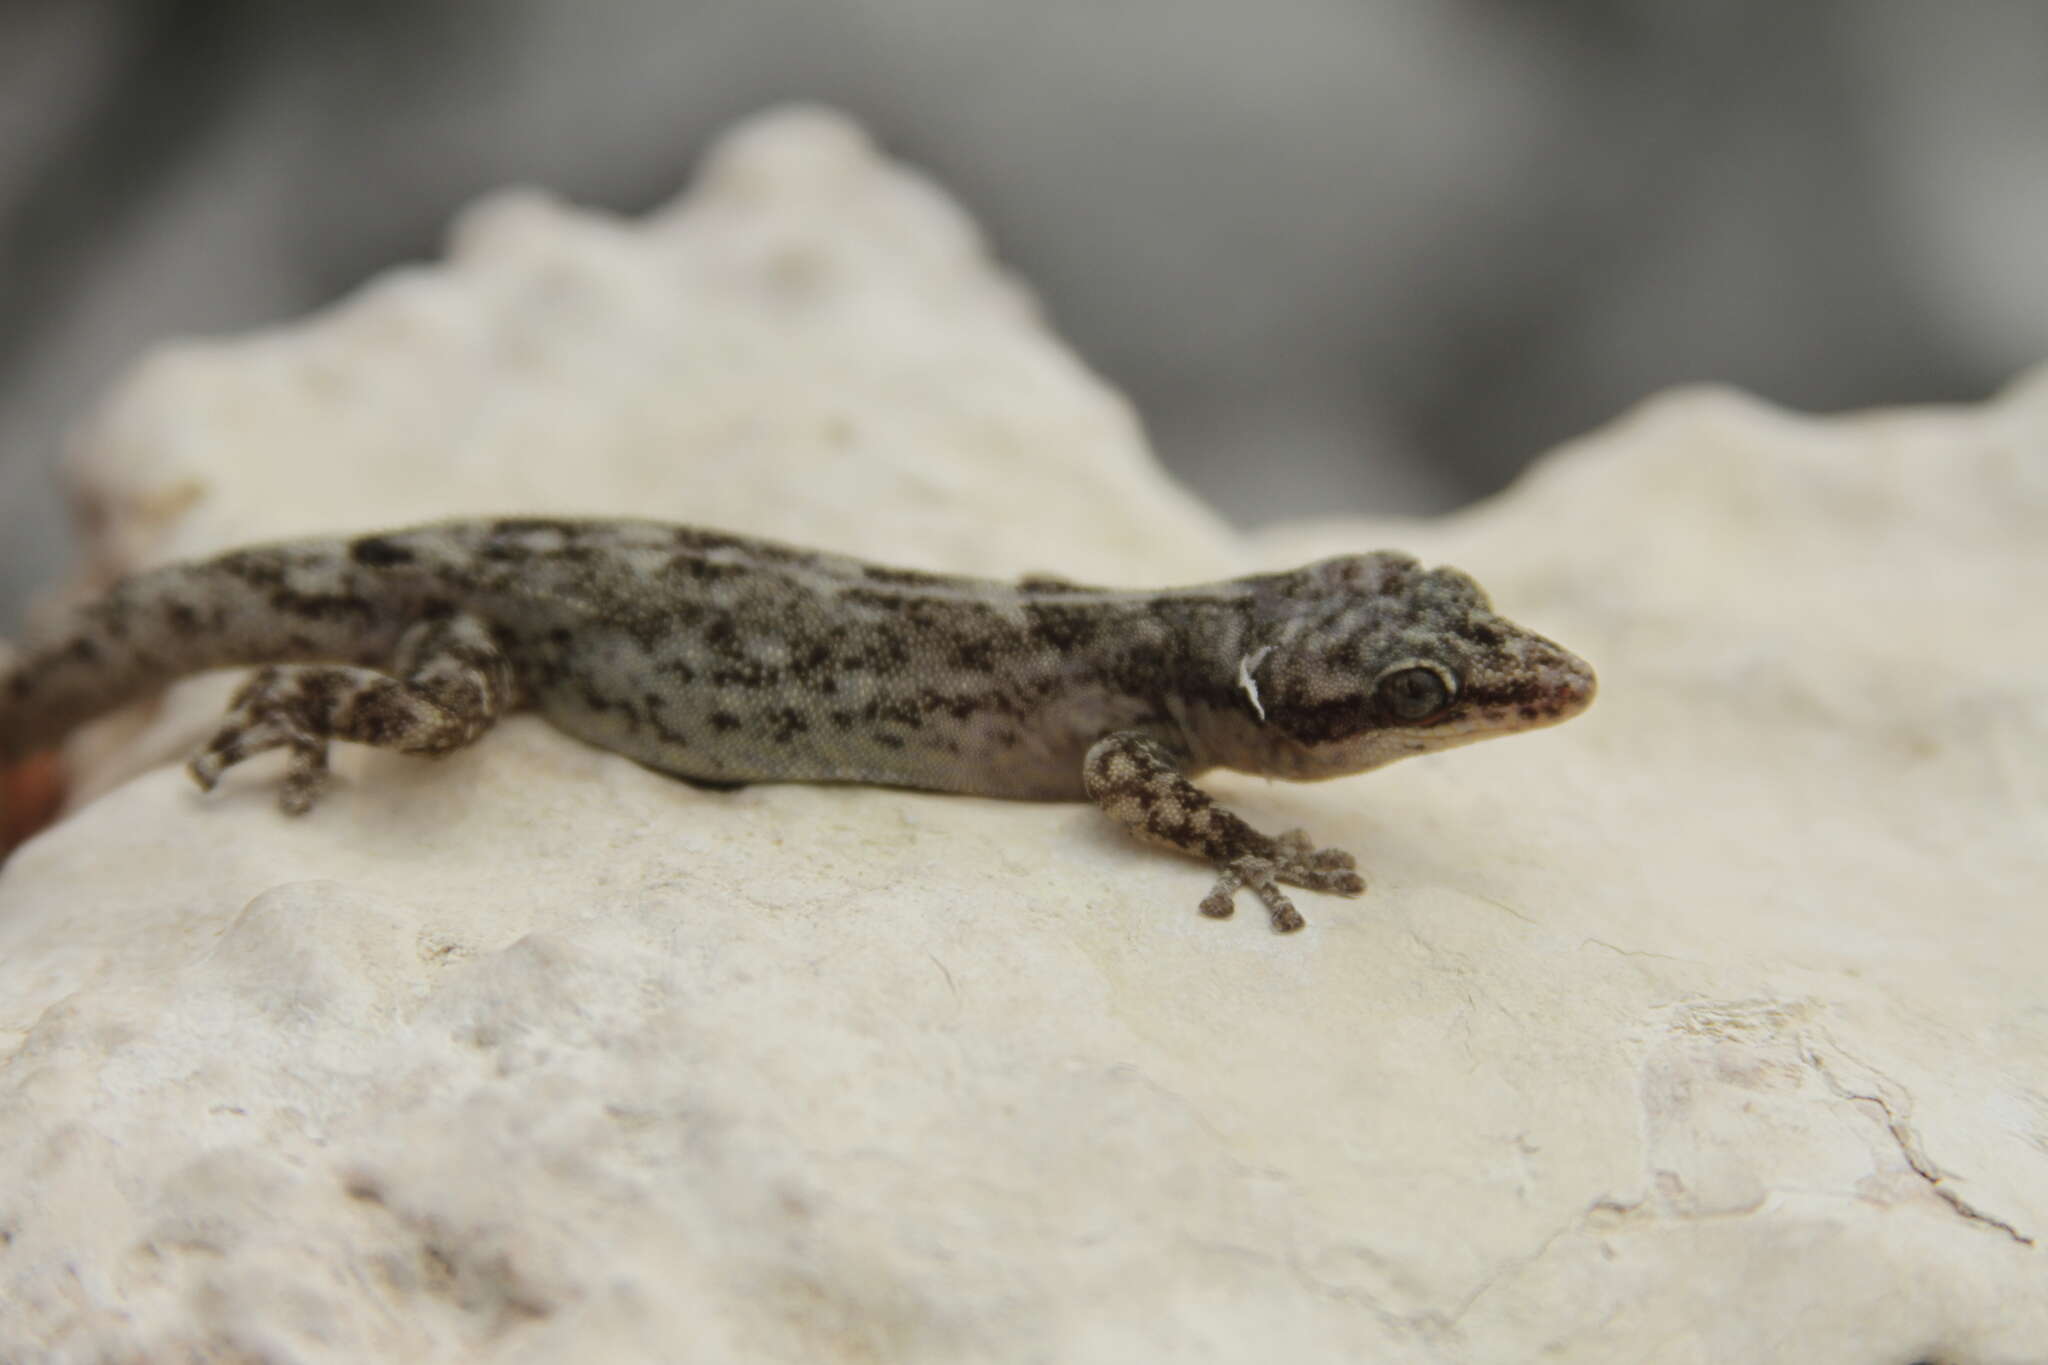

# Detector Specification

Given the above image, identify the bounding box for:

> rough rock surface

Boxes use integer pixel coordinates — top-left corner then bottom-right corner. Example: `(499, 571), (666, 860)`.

(2, 107), (2044, 1363)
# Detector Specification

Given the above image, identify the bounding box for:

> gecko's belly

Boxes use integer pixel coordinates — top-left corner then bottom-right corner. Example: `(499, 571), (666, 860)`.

(531, 688), (1098, 802)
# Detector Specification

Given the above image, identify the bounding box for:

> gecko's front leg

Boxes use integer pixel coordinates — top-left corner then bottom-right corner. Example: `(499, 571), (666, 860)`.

(188, 612), (516, 813)
(1081, 731), (1365, 933)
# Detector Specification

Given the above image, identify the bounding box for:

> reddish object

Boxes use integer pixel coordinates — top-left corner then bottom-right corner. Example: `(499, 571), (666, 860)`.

(1, 750), (64, 855)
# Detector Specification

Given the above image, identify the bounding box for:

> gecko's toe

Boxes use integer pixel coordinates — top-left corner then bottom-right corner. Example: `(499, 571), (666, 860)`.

(187, 751), (224, 792)
(276, 741), (331, 815)
(1290, 865), (1364, 897)
(191, 702), (318, 806)
(1199, 867), (1243, 919)
(1247, 877), (1306, 933)
(1266, 834), (1367, 898)
(1212, 856), (1311, 932)
(189, 723), (279, 791)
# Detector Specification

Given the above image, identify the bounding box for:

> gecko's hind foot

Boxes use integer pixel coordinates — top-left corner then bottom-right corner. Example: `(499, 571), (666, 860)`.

(187, 666), (336, 814)
(186, 614), (513, 816)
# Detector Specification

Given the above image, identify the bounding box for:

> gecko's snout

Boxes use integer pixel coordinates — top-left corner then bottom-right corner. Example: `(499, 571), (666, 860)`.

(1533, 644), (1597, 723)
(1461, 627), (1597, 734)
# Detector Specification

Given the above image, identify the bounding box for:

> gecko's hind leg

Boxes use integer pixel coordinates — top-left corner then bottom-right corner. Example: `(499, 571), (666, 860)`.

(1082, 731), (1366, 933)
(188, 612), (516, 814)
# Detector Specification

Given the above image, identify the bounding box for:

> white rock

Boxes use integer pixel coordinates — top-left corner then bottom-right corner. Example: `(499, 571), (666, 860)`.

(2, 105), (2044, 1363)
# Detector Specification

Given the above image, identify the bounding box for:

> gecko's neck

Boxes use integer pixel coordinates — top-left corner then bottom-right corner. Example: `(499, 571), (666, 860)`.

(1131, 593), (1274, 774)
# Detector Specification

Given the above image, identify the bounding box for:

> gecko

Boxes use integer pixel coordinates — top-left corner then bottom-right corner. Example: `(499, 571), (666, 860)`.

(0, 518), (1595, 931)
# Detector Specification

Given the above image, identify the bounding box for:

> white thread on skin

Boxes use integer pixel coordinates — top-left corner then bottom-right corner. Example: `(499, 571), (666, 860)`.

(1237, 646), (1274, 722)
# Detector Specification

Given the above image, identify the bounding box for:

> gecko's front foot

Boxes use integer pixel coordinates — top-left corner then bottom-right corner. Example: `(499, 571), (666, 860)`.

(1083, 732), (1371, 933)
(1273, 828), (1366, 895)
(1199, 831), (1366, 933)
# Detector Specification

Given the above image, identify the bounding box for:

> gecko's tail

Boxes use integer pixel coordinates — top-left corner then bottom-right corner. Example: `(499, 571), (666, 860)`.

(0, 590), (153, 767)
(0, 581), (184, 766)
(0, 539), (426, 768)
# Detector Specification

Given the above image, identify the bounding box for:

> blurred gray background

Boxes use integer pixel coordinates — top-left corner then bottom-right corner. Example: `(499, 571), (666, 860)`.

(3, 0), (2046, 629)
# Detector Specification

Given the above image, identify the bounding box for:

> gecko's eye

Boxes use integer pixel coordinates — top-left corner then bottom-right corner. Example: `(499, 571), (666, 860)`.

(1375, 664), (1453, 722)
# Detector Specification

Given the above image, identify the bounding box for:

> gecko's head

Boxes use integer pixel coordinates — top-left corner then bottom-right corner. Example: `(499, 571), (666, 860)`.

(1228, 553), (1596, 780)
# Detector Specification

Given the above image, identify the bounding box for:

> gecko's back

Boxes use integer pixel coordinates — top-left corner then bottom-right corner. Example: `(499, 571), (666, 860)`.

(358, 519), (1223, 799)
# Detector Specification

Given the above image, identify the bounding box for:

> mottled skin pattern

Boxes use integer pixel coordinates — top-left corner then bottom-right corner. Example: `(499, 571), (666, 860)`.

(0, 518), (1596, 931)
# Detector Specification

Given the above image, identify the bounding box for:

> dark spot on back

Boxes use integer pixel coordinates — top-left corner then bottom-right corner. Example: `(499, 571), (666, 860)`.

(669, 555), (745, 583)
(1017, 574), (1083, 593)
(702, 616), (744, 658)
(860, 698), (924, 731)
(933, 693), (980, 721)
(349, 536), (416, 568)
(838, 586), (901, 611)
(490, 518), (579, 537)
(787, 642), (833, 683)
(1025, 603), (1100, 652)
(217, 552), (286, 587)
(860, 564), (949, 588)
(266, 589), (379, 625)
